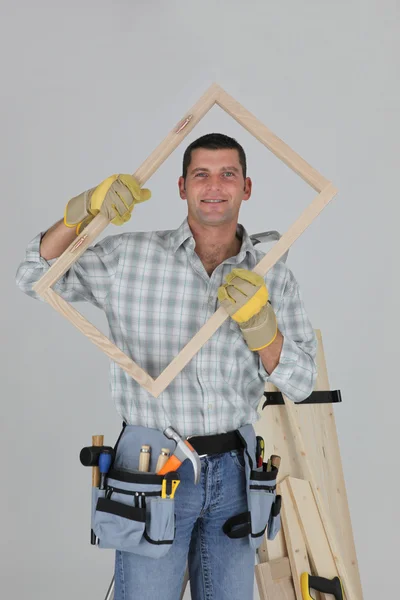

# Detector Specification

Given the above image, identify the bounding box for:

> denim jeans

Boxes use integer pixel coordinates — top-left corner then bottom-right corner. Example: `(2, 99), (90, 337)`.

(114, 449), (255, 600)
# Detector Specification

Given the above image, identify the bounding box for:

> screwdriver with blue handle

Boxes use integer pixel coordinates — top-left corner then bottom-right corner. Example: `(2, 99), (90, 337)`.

(91, 447), (113, 545)
(99, 448), (113, 490)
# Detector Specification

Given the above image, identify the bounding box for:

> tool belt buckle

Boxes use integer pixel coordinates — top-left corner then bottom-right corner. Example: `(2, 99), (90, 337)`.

(186, 435), (207, 458)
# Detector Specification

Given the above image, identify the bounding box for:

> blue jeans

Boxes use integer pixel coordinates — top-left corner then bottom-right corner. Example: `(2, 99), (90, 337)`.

(114, 449), (255, 600)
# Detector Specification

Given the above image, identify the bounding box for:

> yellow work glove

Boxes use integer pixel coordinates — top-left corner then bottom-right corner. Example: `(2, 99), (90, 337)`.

(217, 268), (278, 351)
(64, 174), (151, 234)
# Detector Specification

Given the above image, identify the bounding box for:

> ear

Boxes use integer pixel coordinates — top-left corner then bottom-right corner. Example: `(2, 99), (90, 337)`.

(178, 176), (186, 199)
(243, 177), (252, 201)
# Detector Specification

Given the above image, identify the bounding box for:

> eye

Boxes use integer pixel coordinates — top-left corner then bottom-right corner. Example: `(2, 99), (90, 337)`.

(194, 172), (207, 177)
(223, 171), (235, 177)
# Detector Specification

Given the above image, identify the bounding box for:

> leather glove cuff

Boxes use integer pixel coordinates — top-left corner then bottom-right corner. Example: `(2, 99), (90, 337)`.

(238, 302), (278, 351)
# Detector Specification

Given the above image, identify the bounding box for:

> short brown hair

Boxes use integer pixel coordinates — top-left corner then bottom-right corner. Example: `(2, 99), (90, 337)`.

(182, 133), (247, 180)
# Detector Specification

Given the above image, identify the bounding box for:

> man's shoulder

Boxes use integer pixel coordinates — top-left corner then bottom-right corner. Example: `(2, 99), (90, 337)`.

(252, 246), (291, 278)
(252, 246), (298, 294)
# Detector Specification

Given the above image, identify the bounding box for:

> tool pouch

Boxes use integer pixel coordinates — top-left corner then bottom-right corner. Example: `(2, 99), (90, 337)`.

(91, 424), (177, 559)
(222, 424), (281, 548)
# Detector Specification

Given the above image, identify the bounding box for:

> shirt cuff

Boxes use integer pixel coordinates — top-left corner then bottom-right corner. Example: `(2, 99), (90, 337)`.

(258, 334), (300, 385)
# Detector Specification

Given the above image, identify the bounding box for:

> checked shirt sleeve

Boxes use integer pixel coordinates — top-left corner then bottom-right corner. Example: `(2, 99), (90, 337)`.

(15, 231), (125, 309)
(260, 269), (317, 402)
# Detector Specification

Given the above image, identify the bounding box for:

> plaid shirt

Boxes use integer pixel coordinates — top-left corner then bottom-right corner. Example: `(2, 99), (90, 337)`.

(16, 218), (317, 437)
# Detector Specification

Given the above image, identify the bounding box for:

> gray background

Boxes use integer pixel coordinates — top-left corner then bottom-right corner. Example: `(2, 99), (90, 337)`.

(1, 1), (398, 598)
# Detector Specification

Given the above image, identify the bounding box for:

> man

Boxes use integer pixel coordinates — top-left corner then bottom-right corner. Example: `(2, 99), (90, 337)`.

(16, 133), (317, 599)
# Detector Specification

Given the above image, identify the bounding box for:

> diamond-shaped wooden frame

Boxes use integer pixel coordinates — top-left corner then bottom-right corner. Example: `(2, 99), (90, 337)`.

(33, 83), (337, 398)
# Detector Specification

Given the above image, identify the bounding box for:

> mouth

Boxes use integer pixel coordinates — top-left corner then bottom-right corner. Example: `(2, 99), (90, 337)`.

(201, 199), (227, 204)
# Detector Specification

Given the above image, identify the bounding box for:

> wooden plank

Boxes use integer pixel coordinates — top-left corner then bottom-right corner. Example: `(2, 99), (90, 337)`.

(258, 528), (287, 564)
(254, 330), (363, 599)
(280, 478), (310, 600)
(283, 398), (357, 599)
(287, 477), (339, 600)
(255, 557), (296, 600)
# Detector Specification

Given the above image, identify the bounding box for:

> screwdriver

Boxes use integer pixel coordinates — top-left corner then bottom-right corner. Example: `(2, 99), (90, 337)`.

(161, 472), (180, 499)
(155, 448), (171, 472)
(256, 436), (265, 468)
(99, 448), (113, 490)
(139, 445), (151, 472)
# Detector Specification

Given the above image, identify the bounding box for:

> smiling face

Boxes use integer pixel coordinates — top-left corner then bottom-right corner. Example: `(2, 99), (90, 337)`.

(178, 148), (252, 228)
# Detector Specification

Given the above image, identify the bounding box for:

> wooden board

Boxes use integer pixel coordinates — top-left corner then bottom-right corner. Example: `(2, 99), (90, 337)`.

(254, 330), (363, 599)
(255, 557), (296, 600)
(258, 527), (287, 564)
(287, 477), (341, 600)
(279, 478), (310, 600)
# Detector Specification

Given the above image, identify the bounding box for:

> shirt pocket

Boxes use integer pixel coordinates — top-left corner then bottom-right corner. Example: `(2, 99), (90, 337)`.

(213, 319), (245, 385)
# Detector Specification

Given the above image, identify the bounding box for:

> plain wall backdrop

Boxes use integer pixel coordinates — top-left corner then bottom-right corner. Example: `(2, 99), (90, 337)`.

(1, 1), (399, 598)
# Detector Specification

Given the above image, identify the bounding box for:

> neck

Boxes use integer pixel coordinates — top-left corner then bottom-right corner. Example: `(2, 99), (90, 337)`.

(188, 217), (242, 273)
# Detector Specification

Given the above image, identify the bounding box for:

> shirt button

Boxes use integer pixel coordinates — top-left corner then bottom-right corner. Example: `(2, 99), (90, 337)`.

(208, 403), (213, 409)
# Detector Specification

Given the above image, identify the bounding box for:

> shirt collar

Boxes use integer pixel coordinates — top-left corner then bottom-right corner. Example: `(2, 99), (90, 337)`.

(170, 217), (194, 253)
(170, 217), (257, 264)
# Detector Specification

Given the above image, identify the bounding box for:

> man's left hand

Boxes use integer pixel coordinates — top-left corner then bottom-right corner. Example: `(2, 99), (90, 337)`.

(217, 268), (278, 351)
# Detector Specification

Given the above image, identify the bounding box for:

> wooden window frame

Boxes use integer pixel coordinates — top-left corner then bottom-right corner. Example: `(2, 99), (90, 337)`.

(33, 84), (337, 397)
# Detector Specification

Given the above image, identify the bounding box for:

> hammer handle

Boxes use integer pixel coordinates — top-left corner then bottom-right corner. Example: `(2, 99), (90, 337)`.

(92, 435), (104, 487)
(157, 454), (182, 475)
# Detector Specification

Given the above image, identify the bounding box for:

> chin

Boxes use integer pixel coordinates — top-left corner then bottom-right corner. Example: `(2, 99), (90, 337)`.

(199, 209), (234, 224)
(199, 215), (232, 226)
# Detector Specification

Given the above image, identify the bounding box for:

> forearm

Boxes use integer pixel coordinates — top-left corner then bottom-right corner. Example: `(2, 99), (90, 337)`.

(40, 218), (77, 260)
(258, 329), (283, 374)
(263, 332), (317, 402)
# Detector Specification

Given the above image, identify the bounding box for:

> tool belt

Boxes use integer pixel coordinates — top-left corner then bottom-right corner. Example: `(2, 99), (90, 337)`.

(222, 424), (282, 548)
(91, 424), (178, 559)
(91, 423), (281, 557)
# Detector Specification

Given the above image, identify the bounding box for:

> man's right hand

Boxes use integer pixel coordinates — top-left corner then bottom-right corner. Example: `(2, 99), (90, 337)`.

(64, 174), (151, 234)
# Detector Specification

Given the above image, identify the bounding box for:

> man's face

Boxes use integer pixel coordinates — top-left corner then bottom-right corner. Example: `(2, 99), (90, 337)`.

(178, 148), (252, 227)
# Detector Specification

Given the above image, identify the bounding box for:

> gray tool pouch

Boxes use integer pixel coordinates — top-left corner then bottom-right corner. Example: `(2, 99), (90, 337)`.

(223, 424), (281, 548)
(91, 424), (177, 559)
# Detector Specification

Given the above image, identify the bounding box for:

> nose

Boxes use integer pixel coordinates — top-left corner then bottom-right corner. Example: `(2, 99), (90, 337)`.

(205, 175), (222, 191)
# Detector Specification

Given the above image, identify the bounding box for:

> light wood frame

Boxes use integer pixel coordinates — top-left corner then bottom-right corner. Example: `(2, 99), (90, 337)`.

(33, 83), (337, 397)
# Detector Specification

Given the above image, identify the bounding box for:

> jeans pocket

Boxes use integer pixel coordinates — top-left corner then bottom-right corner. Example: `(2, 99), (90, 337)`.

(93, 468), (175, 558)
(230, 449), (246, 472)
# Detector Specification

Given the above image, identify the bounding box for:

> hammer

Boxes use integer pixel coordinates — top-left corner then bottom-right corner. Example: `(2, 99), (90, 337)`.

(157, 426), (201, 484)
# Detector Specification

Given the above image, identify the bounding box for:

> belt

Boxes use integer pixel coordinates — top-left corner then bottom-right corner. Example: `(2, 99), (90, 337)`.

(186, 430), (243, 457)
